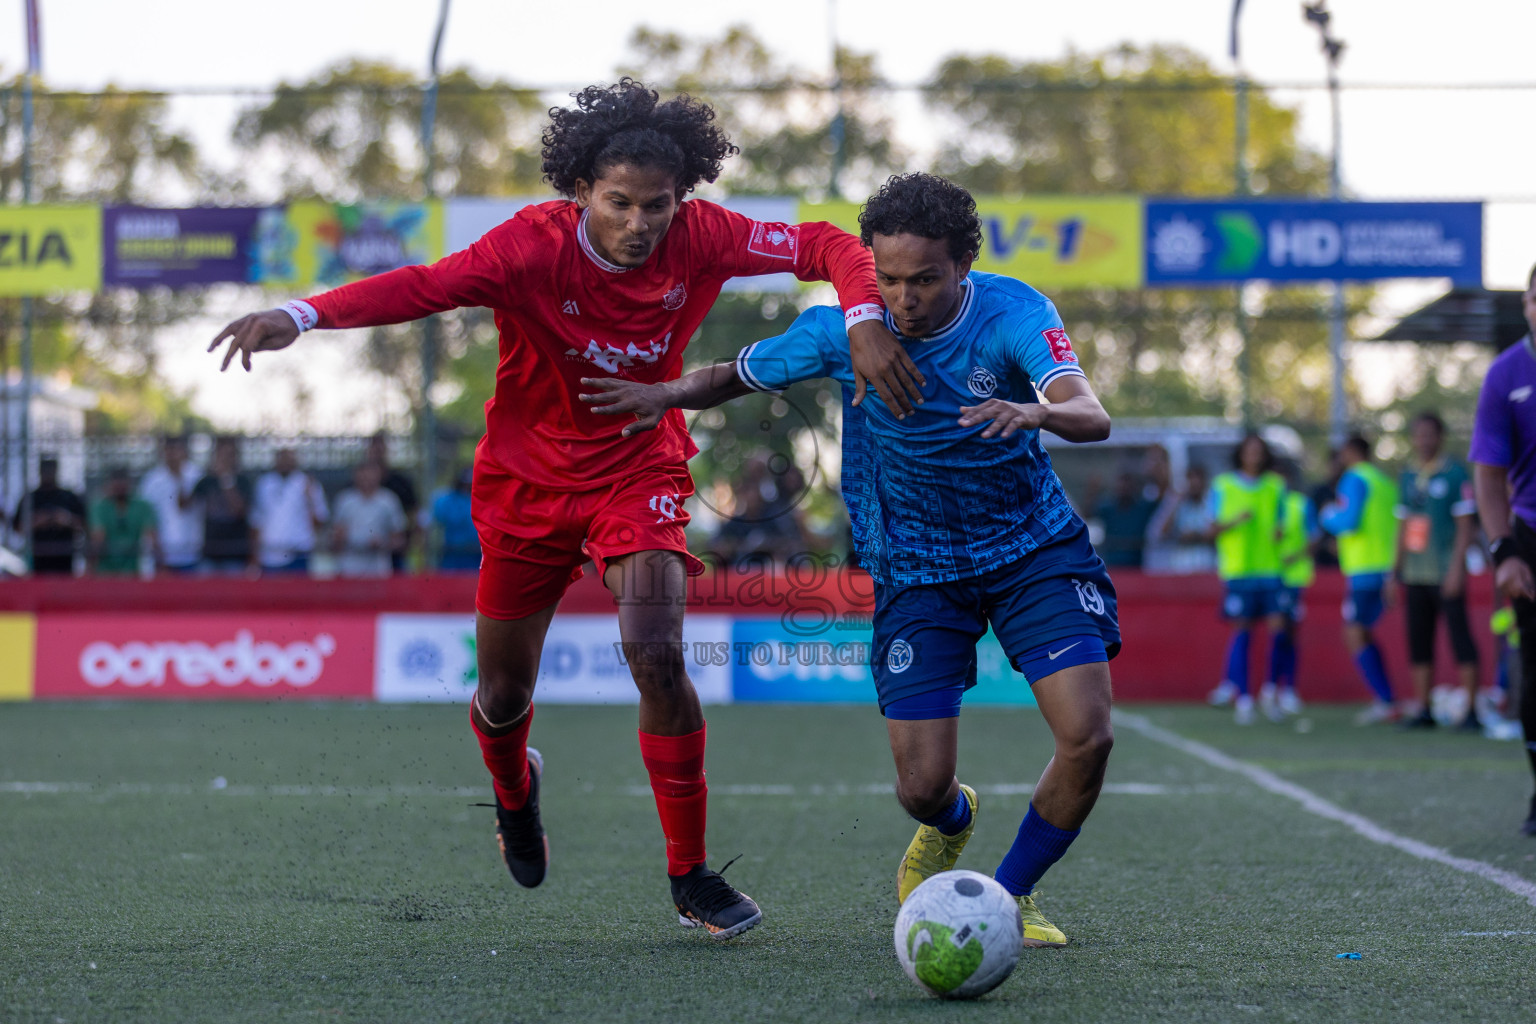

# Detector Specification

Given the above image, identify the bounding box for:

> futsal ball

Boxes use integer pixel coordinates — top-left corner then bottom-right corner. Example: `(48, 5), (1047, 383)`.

(894, 869), (1022, 999)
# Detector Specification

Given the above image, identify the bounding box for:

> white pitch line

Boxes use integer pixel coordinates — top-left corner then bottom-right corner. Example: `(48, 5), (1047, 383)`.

(1115, 711), (1536, 910)
(1459, 930), (1536, 937)
(0, 779), (1211, 799)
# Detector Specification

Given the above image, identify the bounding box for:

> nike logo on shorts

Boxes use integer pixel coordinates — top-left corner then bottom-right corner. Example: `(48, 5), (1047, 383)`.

(1048, 642), (1082, 661)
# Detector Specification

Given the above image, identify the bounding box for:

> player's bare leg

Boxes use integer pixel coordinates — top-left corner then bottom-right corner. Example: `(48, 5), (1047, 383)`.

(473, 605), (559, 887)
(605, 549), (761, 938)
(888, 716), (978, 903)
(1028, 661), (1114, 832)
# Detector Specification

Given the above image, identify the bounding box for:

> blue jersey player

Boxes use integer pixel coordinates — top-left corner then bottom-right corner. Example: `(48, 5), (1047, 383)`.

(581, 174), (1119, 946)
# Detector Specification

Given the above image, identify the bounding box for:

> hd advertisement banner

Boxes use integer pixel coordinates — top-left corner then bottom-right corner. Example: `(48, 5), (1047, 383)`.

(1144, 200), (1483, 285)
(801, 196), (1144, 290)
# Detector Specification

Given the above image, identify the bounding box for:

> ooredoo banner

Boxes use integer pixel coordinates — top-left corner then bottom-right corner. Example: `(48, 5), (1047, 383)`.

(33, 614), (375, 700)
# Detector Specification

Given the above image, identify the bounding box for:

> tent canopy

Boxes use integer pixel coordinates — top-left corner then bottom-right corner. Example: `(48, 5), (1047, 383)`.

(1370, 287), (1527, 348)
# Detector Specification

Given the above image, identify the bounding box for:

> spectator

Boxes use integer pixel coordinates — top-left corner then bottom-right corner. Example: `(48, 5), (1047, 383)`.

(431, 465), (480, 571)
(253, 448), (328, 574)
(1146, 464), (1217, 574)
(1469, 260), (1536, 835)
(368, 432), (418, 571)
(89, 467), (157, 576)
(1396, 411), (1480, 730)
(1095, 470), (1155, 568)
(332, 461), (407, 578)
(12, 455), (85, 575)
(138, 434), (202, 573)
(192, 436), (258, 575)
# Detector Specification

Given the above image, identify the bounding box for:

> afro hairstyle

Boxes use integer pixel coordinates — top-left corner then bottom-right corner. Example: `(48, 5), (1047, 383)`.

(858, 173), (983, 263)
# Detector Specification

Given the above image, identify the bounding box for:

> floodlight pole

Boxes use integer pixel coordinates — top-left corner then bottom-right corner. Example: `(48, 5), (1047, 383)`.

(418, 0), (450, 564)
(1230, 0), (1253, 430)
(18, 2), (39, 572)
(1304, 2), (1350, 448)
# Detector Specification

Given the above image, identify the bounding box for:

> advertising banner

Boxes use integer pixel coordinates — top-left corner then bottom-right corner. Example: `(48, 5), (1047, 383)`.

(34, 614), (375, 700)
(0, 205), (101, 295)
(1144, 200), (1483, 285)
(728, 618), (1036, 706)
(257, 200), (445, 289)
(800, 196), (1143, 290)
(102, 206), (266, 287)
(0, 614), (36, 701)
(375, 613), (733, 704)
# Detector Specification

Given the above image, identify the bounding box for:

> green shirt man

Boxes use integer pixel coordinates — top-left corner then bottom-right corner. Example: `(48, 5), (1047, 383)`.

(1396, 456), (1476, 587)
(89, 492), (157, 576)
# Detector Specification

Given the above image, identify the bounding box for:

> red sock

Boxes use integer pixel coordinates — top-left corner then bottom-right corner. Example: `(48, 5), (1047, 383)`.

(471, 703), (534, 810)
(639, 726), (708, 877)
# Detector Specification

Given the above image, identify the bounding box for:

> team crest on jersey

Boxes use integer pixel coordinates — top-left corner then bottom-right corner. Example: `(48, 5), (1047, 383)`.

(648, 493), (683, 523)
(966, 366), (998, 399)
(1043, 328), (1077, 364)
(887, 639), (914, 674)
(747, 221), (799, 261)
(661, 283), (687, 310)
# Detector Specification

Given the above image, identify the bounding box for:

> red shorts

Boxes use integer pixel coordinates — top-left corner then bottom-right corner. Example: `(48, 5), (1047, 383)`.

(471, 447), (705, 621)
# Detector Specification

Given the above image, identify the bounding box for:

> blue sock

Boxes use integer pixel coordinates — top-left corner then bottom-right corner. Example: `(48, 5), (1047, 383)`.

(994, 803), (1080, 897)
(1270, 631), (1295, 688)
(1354, 642), (1394, 703)
(915, 788), (972, 837)
(1224, 630), (1251, 696)
(1277, 633), (1298, 689)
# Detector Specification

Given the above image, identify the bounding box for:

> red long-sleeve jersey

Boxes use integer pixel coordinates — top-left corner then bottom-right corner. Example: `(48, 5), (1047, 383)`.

(306, 199), (880, 491)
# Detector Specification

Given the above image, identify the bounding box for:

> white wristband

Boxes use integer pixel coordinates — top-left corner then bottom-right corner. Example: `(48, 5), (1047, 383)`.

(280, 299), (319, 333)
(844, 303), (885, 331)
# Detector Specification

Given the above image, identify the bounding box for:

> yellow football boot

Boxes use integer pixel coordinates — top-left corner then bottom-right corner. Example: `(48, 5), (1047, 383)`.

(896, 783), (978, 904)
(1015, 890), (1068, 947)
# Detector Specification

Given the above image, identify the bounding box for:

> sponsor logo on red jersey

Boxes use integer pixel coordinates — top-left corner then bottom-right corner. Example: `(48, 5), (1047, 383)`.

(748, 221), (799, 262)
(661, 283), (688, 310)
(1043, 328), (1077, 364)
(565, 332), (674, 373)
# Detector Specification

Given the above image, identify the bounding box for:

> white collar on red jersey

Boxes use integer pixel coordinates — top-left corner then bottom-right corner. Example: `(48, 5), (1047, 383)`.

(577, 209), (629, 274)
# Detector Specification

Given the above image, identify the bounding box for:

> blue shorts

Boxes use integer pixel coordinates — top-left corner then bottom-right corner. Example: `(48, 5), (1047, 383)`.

(873, 522), (1120, 719)
(1279, 586), (1306, 622)
(1343, 585), (1385, 627)
(1221, 580), (1285, 621)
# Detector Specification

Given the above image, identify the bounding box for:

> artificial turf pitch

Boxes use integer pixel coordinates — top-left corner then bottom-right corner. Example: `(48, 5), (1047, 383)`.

(3, 702), (1534, 1023)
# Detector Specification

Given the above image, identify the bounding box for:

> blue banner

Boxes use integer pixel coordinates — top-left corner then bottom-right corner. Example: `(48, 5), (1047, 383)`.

(1144, 200), (1482, 285)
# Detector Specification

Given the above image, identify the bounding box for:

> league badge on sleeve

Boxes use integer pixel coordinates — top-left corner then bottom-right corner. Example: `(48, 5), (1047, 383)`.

(748, 222), (800, 261)
(1043, 328), (1077, 364)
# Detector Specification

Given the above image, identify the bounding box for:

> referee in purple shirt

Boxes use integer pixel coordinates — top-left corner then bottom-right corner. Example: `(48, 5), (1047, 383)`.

(1470, 262), (1536, 837)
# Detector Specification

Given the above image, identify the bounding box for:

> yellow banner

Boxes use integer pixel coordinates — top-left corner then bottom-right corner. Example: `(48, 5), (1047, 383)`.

(0, 614), (36, 700)
(799, 196), (1143, 289)
(0, 206), (102, 295)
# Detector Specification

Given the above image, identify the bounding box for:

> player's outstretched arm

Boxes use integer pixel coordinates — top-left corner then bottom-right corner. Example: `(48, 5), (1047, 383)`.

(579, 364), (753, 437)
(958, 374), (1111, 442)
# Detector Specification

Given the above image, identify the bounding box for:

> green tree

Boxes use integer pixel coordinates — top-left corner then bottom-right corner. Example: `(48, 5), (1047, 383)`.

(923, 45), (1387, 449)
(0, 76), (206, 433)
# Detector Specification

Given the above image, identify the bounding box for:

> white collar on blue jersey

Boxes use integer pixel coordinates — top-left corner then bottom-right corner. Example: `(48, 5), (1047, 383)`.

(576, 209), (630, 274)
(885, 278), (975, 342)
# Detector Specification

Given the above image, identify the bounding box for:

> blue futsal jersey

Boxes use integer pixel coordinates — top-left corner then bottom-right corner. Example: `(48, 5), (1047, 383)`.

(736, 272), (1087, 586)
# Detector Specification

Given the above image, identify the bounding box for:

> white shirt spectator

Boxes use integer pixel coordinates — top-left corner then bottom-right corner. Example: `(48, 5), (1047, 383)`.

(332, 486), (407, 577)
(138, 461), (202, 569)
(253, 469), (328, 568)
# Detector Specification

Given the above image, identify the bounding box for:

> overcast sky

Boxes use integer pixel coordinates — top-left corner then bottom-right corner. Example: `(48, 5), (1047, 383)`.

(4, 0), (1533, 430)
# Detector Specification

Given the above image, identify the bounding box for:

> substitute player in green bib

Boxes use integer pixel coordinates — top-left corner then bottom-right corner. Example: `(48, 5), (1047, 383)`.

(1395, 412), (1480, 729)
(1207, 435), (1290, 724)
(1262, 479), (1317, 720)
(1321, 435), (1401, 723)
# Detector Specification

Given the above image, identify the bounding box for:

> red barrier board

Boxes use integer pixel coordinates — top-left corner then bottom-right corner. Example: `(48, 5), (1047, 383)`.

(34, 614), (376, 700)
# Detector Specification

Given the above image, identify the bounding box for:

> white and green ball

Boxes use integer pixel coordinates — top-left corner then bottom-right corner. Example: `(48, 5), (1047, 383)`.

(894, 869), (1023, 999)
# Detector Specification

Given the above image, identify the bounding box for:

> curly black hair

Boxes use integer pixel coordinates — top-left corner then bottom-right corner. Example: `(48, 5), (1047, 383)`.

(1230, 432), (1275, 473)
(858, 173), (983, 262)
(541, 79), (738, 198)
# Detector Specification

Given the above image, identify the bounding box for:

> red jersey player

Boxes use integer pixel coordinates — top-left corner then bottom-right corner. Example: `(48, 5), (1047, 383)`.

(208, 79), (923, 940)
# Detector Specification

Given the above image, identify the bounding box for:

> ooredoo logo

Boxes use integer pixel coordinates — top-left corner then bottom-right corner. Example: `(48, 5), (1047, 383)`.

(78, 631), (338, 689)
